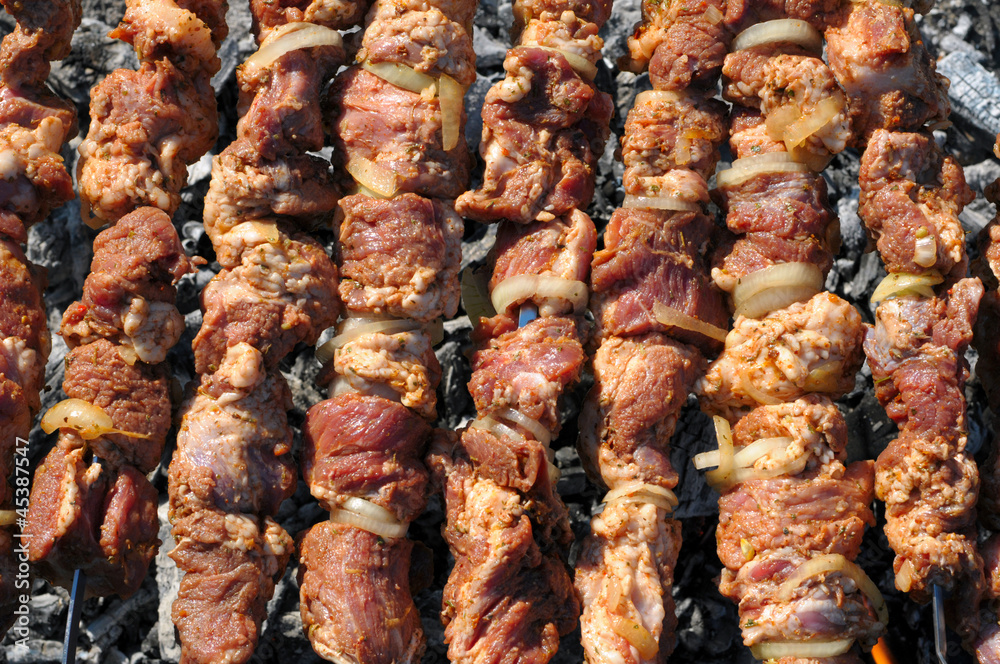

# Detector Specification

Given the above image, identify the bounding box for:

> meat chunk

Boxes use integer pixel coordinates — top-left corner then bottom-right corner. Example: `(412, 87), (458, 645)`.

(170, 508), (293, 664)
(169, 346), (296, 521)
(723, 0), (840, 32)
(577, 334), (704, 492)
(727, 107), (786, 158)
(697, 292), (865, 421)
(624, 0), (727, 83)
(427, 437), (579, 664)
(61, 339), (171, 473)
(250, 0), (371, 35)
(338, 193), (462, 322)
(489, 210), (597, 318)
(858, 130), (973, 280)
(712, 232), (835, 296)
(469, 316), (585, 433)
(193, 230), (340, 373)
(825, 0), (949, 141)
(299, 523), (425, 664)
(576, 503), (682, 664)
(456, 46), (612, 223)
(0, 240), (48, 405)
(109, 0), (224, 75)
(60, 207), (192, 362)
(513, 0), (611, 38)
(329, 326), (442, 420)
(302, 393), (431, 522)
(329, 67), (471, 200)
(590, 208), (727, 354)
(519, 14), (604, 67)
(78, 60), (218, 225)
(621, 93), (727, 191)
(25, 444), (160, 598)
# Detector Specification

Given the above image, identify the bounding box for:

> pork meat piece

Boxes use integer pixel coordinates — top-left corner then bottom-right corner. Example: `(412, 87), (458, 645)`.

(302, 393), (430, 521)
(621, 92), (727, 192)
(109, 0), (225, 76)
(858, 130), (973, 280)
(576, 503), (682, 664)
(169, 345), (296, 520)
(25, 444), (160, 598)
(170, 508), (293, 664)
(732, 395), (849, 471)
(368, 0), (478, 33)
(193, 229), (340, 373)
(513, 0), (611, 38)
(338, 193), (462, 322)
(723, 46), (850, 163)
(360, 5), (475, 86)
(330, 326), (442, 419)
(299, 522), (425, 664)
(519, 14), (604, 68)
(457, 424), (556, 496)
(723, 0), (840, 32)
(624, 0), (726, 81)
(590, 208), (727, 353)
(61, 339), (171, 473)
(489, 209), (597, 318)
(469, 316), (585, 433)
(0, 239), (48, 409)
(329, 67), (471, 200)
(427, 437), (578, 664)
(825, 0), (949, 142)
(250, 0), (371, 35)
(204, 145), (340, 259)
(727, 107), (786, 158)
(578, 334), (704, 492)
(711, 232), (835, 297)
(0, 0), (81, 89)
(78, 60), (218, 225)
(61, 207), (191, 362)
(456, 46), (612, 224)
(698, 292), (865, 421)
(715, 167), (836, 239)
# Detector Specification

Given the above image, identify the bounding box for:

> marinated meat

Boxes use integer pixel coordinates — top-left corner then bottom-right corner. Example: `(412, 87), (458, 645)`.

(338, 193), (462, 322)
(624, 0), (728, 82)
(456, 46), (612, 223)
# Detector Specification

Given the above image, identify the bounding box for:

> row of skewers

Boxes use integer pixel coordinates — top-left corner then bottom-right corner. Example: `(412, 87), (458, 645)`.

(3, 0), (1000, 663)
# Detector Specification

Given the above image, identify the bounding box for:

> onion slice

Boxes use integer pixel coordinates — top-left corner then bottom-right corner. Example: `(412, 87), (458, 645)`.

(739, 366), (784, 406)
(523, 44), (597, 80)
(732, 262), (823, 319)
(438, 73), (464, 151)
(461, 266), (497, 324)
(361, 60), (437, 95)
(315, 318), (420, 364)
(704, 416), (735, 488)
(247, 23), (344, 70)
(715, 152), (811, 189)
(491, 274), (588, 316)
(470, 416), (524, 442)
(635, 90), (690, 106)
(330, 496), (408, 539)
(345, 155), (399, 198)
(623, 193), (701, 212)
(605, 578), (660, 659)
(870, 271), (942, 304)
(776, 553), (889, 626)
(603, 481), (678, 512)
(913, 233), (937, 268)
(731, 19), (823, 53)
(495, 407), (551, 446)
(783, 96), (844, 149)
(653, 302), (728, 343)
(41, 398), (150, 440)
(750, 639), (855, 660)
(732, 436), (793, 468)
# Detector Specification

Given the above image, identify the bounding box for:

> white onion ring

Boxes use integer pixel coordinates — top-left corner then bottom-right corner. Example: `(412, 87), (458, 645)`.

(490, 274), (588, 316)
(622, 193), (701, 212)
(247, 23), (344, 70)
(330, 505), (408, 539)
(750, 639), (855, 660)
(315, 318), (421, 364)
(495, 407), (551, 446)
(603, 481), (678, 513)
(703, 416), (735, 488)
(653, 302), (728, 343)
(470, 416), (524, 442)
(914, 233), (937, 268)
(783, 96), (844, 149)
(41, 399), (150, 441)
(361, 60), (437, 95)
(731, 19), (823, 53)
(870, 271), (942, 304)
(438, 73), (464, 151)
(715, 152), (810, 189)
(776, 553), (889, 626)
(732, 262), (823, 319)
(732, 437), (794, 468)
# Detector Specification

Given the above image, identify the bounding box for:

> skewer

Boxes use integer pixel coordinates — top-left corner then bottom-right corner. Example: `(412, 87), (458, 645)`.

(934, 584), (948, 664)
(62, 569), (86, 664)
(517, 303), (539, 327)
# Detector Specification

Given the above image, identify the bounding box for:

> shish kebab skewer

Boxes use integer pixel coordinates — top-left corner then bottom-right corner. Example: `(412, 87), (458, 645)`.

(296, 0), (475, 659)
(0, 0), (81, 641)
(427, 0), (618, 658)
(693, 10), (889, 662)
(166, 6), (347, 662)
(572, 0), (732, 661)
(823, 0), (985, 654)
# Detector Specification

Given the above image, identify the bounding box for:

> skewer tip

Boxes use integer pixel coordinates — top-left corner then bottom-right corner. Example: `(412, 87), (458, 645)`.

(518, 302), (538, 327)
(933, 583), (948, 664)
(62, 569), (87, 664)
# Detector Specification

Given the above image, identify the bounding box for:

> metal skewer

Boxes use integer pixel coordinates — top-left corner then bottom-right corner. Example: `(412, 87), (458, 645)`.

(933, 584), (948, 664)
(517, 302), (538, 328)
(63, 568), (86, 664)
